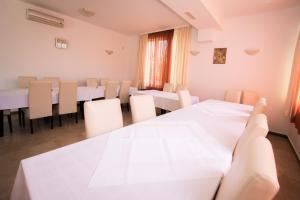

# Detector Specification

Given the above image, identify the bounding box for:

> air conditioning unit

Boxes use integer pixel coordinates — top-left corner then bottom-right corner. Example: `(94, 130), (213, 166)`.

(26, 9), (64, 28)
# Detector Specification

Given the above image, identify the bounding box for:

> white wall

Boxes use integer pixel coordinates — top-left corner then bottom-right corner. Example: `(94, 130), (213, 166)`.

(187, 6), (300, 136)
(0, 0), (138, 89)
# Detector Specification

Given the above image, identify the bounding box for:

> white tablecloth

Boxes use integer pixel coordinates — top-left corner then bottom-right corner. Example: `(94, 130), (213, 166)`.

(131, 90), (199, 111)
(10, 100), (253, 200)
(0, 87), (137, 110)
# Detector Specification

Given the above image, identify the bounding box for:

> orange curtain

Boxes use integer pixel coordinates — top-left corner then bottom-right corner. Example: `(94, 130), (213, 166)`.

(288, 32), (300, 133)
(144, 29), (174, 90)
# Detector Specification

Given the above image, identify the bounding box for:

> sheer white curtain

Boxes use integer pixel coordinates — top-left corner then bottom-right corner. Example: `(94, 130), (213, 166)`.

(136, 34), (148, 89)
(170, 26), (192, 88)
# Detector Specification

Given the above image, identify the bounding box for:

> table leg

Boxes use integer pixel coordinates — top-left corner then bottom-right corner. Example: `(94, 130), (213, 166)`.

(0, 110), (4, 137)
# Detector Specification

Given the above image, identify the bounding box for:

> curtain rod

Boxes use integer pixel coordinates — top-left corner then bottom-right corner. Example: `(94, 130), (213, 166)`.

(139, 25), (190, 35)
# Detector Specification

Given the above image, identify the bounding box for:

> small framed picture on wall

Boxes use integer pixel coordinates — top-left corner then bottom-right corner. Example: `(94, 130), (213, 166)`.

(213, 48), (227, 64)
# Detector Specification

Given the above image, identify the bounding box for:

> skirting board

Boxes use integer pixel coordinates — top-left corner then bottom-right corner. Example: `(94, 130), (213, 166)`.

(269, 131), (300, 162)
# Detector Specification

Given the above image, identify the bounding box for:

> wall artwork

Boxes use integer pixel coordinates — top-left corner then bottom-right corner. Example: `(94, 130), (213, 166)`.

(213, 48), (227, 64)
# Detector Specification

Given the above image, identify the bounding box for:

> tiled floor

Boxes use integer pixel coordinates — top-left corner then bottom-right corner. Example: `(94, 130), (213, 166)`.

(0, 111), (299, 199)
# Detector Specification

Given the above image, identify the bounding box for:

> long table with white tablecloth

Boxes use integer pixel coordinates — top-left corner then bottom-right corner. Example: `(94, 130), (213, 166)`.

(0, 86), (137, 136)
(131, 90), (199, 111)
(10, 99), (253, 200)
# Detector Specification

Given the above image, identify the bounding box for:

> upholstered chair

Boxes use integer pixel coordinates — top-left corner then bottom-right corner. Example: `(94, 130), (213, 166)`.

(105, 81), (119, 99)
(17, 76), (37, 88)
(235, 113), (269, 157)
(175, 84), (186, 92)
(247, 98), (267, 124)
(100, 79), (108, 86)
(216, 137), (279, 200)
(119, 80), (131, 110)
(130, 95), (156, 123)
(86, 78), (98, 87)
(84, 98), (123, 138)
(242, 90), (259, 105)
(163, 83), (174, 92)
(28, 81), (53, 134)
(224, 90), (242, 103)
(178, 90), (192, 108)
(43, 77), (60, 88)
(58, 81), (78, 126)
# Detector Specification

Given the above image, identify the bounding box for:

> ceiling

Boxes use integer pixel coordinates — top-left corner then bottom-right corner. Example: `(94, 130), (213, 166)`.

(21, 0), (300, 34)
(205, 0), (300, 18)
(21, 0), (188, 35)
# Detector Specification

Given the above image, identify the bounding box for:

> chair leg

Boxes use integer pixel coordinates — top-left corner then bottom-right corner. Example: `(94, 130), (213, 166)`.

(127, 103), (130, 112)
(30, 119), (33, 134)
(7, 115), (13, 134)
(59, 115), (62, 127)
(50, 116), (53, 129)
(21, 111), (25, 128)
(80, 101), (85, 120)
(18, 108), (22, 126)
(75, 112), (78, 123)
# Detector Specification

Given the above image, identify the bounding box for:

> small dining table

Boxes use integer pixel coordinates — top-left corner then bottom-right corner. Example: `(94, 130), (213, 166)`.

(0, 86), (137, 137)
(10, 100), (253, 200)
(131, 90), (199, 111)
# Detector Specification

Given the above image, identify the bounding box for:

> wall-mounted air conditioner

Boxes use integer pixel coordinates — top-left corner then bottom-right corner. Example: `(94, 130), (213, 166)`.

(26, 9), (64, 28)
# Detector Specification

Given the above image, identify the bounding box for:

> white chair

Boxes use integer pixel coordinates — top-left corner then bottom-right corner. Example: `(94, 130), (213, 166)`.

(119, 80), (131, 110)
(224, 90), (242, 103)
(235, 113), (269, 157)
(175, 84), (186, 92)
(242, 90), (259, 105)
(130, 95), (156, 123)
(216, 137), (280, 200)
(84, 98), (123, 138)
(100, 79), (108, 86)
(17, 76), (37, 88)
(247, 98), (267, 124)
(28, 81), (53, 134)
(163, 83), (174, 92)
(178, 90), (192, 108)
(86, 78), (98, 87)
(105, 81), (119, 99)
(58, 81), (78, 127)
(43, 77), (60, 88)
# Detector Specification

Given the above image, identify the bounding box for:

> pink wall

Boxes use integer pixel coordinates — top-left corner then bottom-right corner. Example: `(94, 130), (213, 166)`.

(0, 0), (138, 89)
(187, 6), (300, 136)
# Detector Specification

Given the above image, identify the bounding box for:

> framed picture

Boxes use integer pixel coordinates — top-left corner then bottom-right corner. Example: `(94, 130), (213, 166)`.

(213, 48), (227, 64)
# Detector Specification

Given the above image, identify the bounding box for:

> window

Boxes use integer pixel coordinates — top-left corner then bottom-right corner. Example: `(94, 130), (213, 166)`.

(143, 29), (174, 90)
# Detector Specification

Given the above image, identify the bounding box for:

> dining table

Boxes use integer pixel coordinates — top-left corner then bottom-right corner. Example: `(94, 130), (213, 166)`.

(0, 86), (137, 137)
(131, 90), (199, 111)
(10, 99), (253, 200)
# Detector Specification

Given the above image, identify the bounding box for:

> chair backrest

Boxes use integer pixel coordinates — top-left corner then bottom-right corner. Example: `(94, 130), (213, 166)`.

(216, 137), (280, 200)
(18, 76), (37, 88)
(59, 81), (77, 115)
(242, 90), (259, 105)
(43, 77), (60, 88)
(28, 81), (52, 119)
(247, 98), (267, 124)
(86, 78), (98, 87)
(178, 90), (192, 108)
(234, 113), (269, 157)
(105, 81), (119, 99)
(163, 83), (174, 92)
(119, 80), (131, 104)
(224, 90), (242, 103)
(175, 84), (186, 92)
(84, 98), (123, 138)
(100, 79), (108, 86)
(130, 95), (156, 123)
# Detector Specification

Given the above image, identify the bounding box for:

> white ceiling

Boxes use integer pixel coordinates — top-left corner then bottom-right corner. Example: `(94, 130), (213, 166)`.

(21, 0), (188, 35)
(204, 0), (300, 18)
(21, 0), (300, 34)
